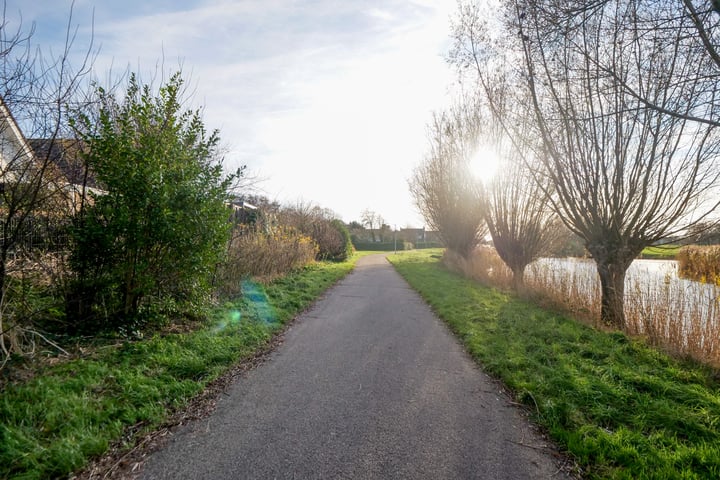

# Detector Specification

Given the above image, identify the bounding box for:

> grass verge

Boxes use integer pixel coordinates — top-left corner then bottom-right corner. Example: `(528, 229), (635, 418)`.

(0, 257), (358, 480)
(639, 245), (680, 259)
(389, 250), (720, 479)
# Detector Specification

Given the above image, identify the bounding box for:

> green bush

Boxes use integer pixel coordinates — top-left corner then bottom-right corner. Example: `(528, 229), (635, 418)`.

(67, 73), (239, 332)
(327, 219), (354, 261)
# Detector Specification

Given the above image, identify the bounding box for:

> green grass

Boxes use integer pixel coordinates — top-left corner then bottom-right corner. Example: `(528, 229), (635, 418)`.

(640, 245), (680, 259)
(388, 250), (720, 479)
(0, 257), (358, 480)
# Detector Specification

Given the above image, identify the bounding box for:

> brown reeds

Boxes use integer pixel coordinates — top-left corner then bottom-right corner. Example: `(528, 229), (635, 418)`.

(442, 247), (512, 289)
(524, 258), (601, 325)
(677, 245), (720, 285)
(216, 225), (318, 296)
(624, 273), (720, 367)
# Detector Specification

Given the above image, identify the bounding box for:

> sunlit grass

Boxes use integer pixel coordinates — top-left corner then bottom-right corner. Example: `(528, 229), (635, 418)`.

(0, 256), (358, 480)
(447, 245), (720, 367)
(640, 245), (680, 259)
(389, 250), (720, 479)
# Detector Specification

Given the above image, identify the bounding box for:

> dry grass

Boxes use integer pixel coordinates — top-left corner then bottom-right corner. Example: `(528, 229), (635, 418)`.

(454, 247), (720, 367)
(624, 275), (720, 367)
(524, 258), (601, 325)
(1, 250), (70, 368)
(677, 245), (720, 284)
(216, 226), (318, 296)
(442, 247), (512, 289)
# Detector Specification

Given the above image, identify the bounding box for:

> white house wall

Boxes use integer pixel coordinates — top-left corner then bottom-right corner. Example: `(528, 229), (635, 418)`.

(0, 99), (35, 178)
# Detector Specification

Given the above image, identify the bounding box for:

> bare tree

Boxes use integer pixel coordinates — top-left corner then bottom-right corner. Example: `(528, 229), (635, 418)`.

(0, 3), (95, 362)
(360, 208), (381, 242)
(279, 201), (349, 260)
(452, 0), (720, 328)
(485, 144), (561, 290)
(409, 101), (487, 259)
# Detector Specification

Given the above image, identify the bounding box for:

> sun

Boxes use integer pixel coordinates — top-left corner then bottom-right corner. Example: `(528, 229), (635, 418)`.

(469, 144), (501, 185)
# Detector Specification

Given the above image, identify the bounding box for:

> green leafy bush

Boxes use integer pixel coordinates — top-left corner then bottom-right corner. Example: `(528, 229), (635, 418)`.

(67, 72), (239, 332)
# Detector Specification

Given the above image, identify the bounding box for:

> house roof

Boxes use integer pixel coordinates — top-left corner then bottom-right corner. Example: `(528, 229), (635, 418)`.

(27, 138), (99, 189)
(0, 95), (101, 191)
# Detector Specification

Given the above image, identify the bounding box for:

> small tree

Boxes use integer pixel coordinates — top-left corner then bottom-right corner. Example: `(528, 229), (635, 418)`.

(485, 148), (560, 290)
(409, 102), (487, 258)
(0, 4), (94, 360)
(68, 72), (240, 330)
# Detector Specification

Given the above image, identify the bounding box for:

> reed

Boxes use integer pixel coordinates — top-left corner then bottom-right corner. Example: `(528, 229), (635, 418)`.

(442, 247), (512, 289)
(677, 245), (720, 284)
(217, 226), (318, 296)
(624, 275), (720, 366)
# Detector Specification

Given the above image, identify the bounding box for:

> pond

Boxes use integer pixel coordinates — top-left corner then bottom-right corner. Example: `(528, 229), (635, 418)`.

(531, 257), (716, 301)
(527, 257), (720, 347)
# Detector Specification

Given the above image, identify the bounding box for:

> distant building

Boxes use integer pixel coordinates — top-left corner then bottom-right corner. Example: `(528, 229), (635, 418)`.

(399, 227), (442, 245)
(0, 96), (35, 183)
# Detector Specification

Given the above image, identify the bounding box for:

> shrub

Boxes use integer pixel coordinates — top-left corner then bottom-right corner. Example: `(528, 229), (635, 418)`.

(308, 220), (346, 261)
(278, 203), (351, 261)
(217, 225), (317, 293)
(327, 219), (354, 261)
(68, 73), (238, 333)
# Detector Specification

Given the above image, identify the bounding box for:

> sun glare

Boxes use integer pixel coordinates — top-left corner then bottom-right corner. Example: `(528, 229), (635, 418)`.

(469, 145), (500, 184)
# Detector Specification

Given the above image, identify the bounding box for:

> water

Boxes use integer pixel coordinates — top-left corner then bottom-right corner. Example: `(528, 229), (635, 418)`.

(528, 257), (720, 338)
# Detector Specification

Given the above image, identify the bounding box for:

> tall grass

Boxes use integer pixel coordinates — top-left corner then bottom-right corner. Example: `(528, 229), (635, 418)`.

(217, 225), (318, 296)
(624, 274), (720, 366)
(451, 247), (720, 367)
(442, 247), (513, 289)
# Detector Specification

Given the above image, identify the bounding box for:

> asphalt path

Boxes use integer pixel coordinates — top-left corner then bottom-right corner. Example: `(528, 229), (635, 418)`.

(138, 254), (571, 479)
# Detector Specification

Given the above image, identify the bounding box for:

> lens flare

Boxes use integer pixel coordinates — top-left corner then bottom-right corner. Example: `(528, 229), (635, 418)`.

(242, 279), (277, 324)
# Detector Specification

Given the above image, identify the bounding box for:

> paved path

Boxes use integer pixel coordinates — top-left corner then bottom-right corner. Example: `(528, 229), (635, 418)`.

(139, 254), (570, 479)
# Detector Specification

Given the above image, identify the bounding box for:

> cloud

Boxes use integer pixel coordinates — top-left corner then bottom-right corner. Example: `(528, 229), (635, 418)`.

(5, 0), (459, 225)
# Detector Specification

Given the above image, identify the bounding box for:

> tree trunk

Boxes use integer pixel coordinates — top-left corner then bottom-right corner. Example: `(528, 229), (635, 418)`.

(510, 265), (525, 291)
(596, 261), (628, 329)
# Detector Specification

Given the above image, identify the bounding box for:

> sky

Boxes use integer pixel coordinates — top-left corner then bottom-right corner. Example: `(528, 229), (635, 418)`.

(3, 0), (463, 227)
